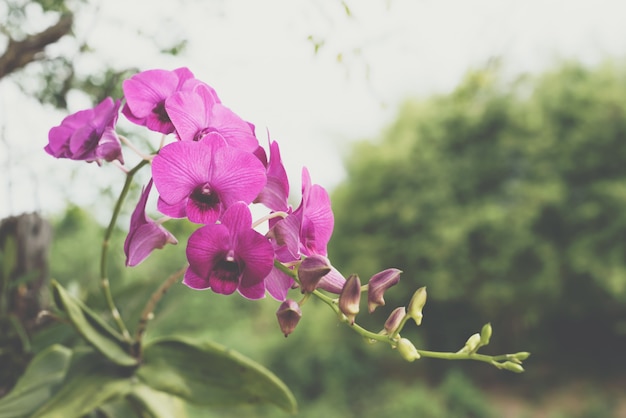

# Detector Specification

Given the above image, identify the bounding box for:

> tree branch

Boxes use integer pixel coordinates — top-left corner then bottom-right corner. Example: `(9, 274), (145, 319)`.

(0, 13), (74, 80)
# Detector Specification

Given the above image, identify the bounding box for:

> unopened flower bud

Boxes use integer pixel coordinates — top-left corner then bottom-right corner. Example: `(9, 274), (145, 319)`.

(276, 299), (302, 337)
(338, 274), (361, 325)
(298, 255), (331, 293)
(501, 361), (525, 373)
(396, 338), (420, 362)
(480, 323), (492, 346)
(407, 286), (427, 325)
(367, 268), (402, 313)
(458, 333), (481, 354)
(384, 307), (406, 335)
(511, 352), (531, 361)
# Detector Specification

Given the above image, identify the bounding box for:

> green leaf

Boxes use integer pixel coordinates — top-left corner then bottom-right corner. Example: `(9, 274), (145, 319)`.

(31, 348), (133, 418)
(126, 384), (189, 418)
(137, 337), (297, 415)
(51, 280), (137, 367)
(0, 345), (71, 418)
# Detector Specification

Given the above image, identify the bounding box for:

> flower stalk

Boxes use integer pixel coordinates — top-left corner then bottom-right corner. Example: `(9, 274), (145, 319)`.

(133, 264), (188, 354)
(100, 159), (150, 341)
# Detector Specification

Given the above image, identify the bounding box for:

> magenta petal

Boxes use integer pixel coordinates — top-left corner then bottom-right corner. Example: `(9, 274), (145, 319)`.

(123, 70), (179, 118)
(237, 229), (275, 284)
(238, 280), (266, 300)
(255, 140), (289, 212)
(265, 267), (295, 301)
(152, 141), (214, 204)
(182, 78), (221, 103)
(157, 197), (187, 218)
(173, 67), (196, 88)
(95, 128), (124, 164)
(122, 68), (196, 134)
(124, 179), (177, 267)
(183, 268), (210, 290)
(125, 223), (178, 267)
(46, 125), (74, 158)
(186, 224), (230, 281)
(186, 197), (221, 224)
(209, 104), (259, 152)
(290, 167), (334, 257)
(209, 273), (239, 295)
(165, 88), (211, 142)
(220, 202), (252, 235)
(209, 146), (267, 206)
(317, 266), (347, 294)
(300, 189), (333, 255)
(271, 215), (301, 260)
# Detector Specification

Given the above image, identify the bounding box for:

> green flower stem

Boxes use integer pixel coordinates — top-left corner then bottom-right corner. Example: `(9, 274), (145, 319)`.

(134, 264), (188, 348)
(100, 159), (149, 342)
(272, 259), (527, 370)
(415, 349), (504, 366)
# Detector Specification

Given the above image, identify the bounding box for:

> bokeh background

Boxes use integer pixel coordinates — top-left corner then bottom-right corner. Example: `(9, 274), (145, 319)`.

(2, 1), (626, 416)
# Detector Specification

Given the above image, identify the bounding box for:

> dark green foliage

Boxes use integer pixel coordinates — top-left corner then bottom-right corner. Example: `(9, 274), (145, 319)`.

(329, 60), (626, 374)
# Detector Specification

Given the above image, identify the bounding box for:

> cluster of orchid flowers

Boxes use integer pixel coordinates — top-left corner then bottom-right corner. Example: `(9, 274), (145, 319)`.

(43, 67), (408, 340)
(44, 67), (529, 371)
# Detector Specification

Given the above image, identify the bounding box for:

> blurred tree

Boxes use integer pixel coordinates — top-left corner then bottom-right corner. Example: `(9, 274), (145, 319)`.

(329, 60), (626, 374)
(0, 0), (187, 107)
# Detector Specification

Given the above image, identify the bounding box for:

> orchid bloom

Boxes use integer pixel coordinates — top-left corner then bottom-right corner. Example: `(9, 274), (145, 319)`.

(254, 140), (290, 212)
(151, 132), (266, 224)
(165, 83), (259, 152)
(124, 179), (178, 266)
(184, 202), (274, 299)
(265, 167), (344, 299)
(122, 67), (198, 134)
(45, 97), (123, 165)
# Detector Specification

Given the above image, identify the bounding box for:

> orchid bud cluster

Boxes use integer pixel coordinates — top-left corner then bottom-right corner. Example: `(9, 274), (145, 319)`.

(45, 67), (529, 372)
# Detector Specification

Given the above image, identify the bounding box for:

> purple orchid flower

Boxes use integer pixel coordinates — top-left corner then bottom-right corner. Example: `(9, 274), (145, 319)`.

(292, 167), (334, 256)
(151, 132), (266, 224)
(122, 67), (199, 134)
(254, 140), (290, 212)
(45, 97), (124, 165)
(265, 167), (343, 299)
(124, 179), (178, 267)
(165, 83), (259, 152)
(184, 202), (274, 299)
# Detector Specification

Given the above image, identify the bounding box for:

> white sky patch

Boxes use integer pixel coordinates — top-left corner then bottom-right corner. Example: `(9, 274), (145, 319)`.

(1, 0), (626, 219)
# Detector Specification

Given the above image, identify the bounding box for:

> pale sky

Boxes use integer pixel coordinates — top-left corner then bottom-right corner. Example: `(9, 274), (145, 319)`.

(1, 0), (626, 219)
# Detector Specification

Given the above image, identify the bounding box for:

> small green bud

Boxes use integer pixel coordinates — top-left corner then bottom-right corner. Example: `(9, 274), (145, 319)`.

(396, 338), (420, 362)
(407, 286), (427, 326)
(511, 352), (531, 361)
(480, 323), (492, 346)
(501, 361), (525, 373)
(458, 333), (481, 354)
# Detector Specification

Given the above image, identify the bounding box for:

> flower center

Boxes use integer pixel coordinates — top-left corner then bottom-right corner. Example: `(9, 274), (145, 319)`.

(83, 131), (100, 152)
(193, 127), (218, 142)
(152, 101), (171, 123)
(191, 183), (220, 210)
(213, 251), (242, 286)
